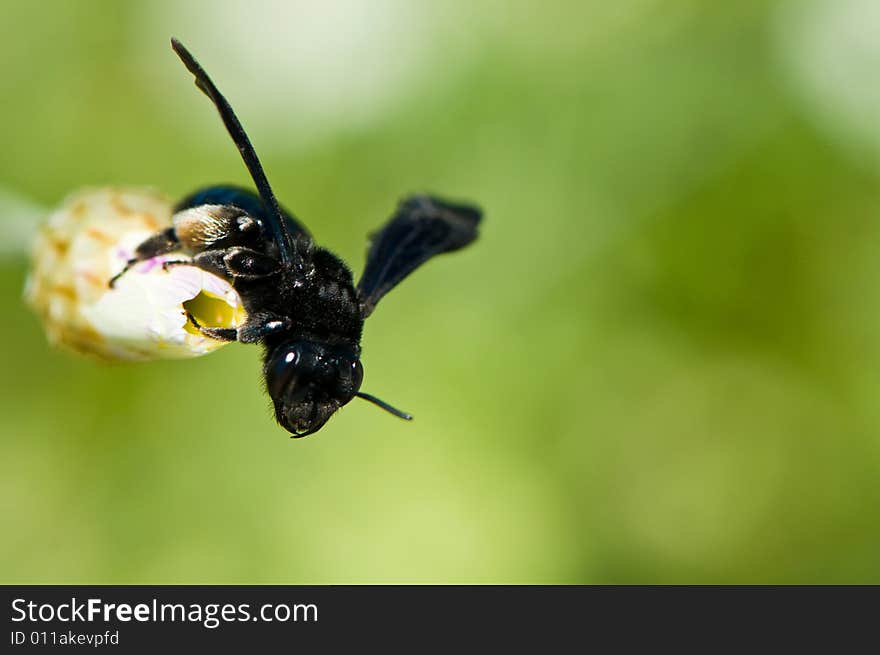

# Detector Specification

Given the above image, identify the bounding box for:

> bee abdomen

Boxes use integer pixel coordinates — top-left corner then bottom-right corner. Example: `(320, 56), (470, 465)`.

(172, 204), (244, 250)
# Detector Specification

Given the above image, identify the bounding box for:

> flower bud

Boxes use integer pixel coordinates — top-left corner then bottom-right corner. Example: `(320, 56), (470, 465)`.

(24, 188), (246, 360)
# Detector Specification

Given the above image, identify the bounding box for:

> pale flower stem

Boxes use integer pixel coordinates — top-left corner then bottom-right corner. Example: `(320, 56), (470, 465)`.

(0, 187), (45, 259)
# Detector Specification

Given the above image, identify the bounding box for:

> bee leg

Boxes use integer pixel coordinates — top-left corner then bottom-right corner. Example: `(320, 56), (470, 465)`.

(188, 247), (281, 280)
(185, 311), (238, 342)
(185, 310), (287, 343)
(108, 228), (179, 288)
(222, 247), (281, 280)
(137, 228), (179, 257)
(161, 260), (192, 272)
(238, 314), (292, 343)
(198, 327), (238, 341)
(184, 250), (229, 278)
(108, 259), (139, 288)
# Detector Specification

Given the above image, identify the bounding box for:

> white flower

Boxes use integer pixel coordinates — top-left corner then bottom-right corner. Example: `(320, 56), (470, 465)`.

(24, 188), (246, 361)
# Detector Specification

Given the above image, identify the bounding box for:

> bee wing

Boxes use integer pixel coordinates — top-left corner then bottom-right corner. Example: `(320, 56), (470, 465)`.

(175, 185), (311, 242)
(356, 195), (482, 318)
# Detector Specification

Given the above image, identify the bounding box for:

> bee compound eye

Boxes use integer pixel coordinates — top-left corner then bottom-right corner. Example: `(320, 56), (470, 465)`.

(266, 345), (300, 399)
(333, 358), (363, 399)
(352, 359), (364, 390)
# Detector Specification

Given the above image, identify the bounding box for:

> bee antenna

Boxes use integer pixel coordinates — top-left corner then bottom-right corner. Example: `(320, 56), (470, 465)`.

(356, 392), (414, 421)
(169, 37), (300, 272)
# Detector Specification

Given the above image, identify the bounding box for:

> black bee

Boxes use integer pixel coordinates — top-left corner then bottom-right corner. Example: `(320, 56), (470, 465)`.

(110, 39), (482, 437)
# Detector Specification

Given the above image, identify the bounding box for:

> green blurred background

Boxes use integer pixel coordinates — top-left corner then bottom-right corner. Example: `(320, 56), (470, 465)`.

(3, 0), (880, 583)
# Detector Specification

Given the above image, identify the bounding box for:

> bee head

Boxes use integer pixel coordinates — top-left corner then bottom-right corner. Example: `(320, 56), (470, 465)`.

(265, 341), (363, 438)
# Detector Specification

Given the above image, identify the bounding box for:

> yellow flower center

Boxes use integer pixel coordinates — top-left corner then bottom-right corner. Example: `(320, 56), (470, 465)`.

(183, 289), (245, 334)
